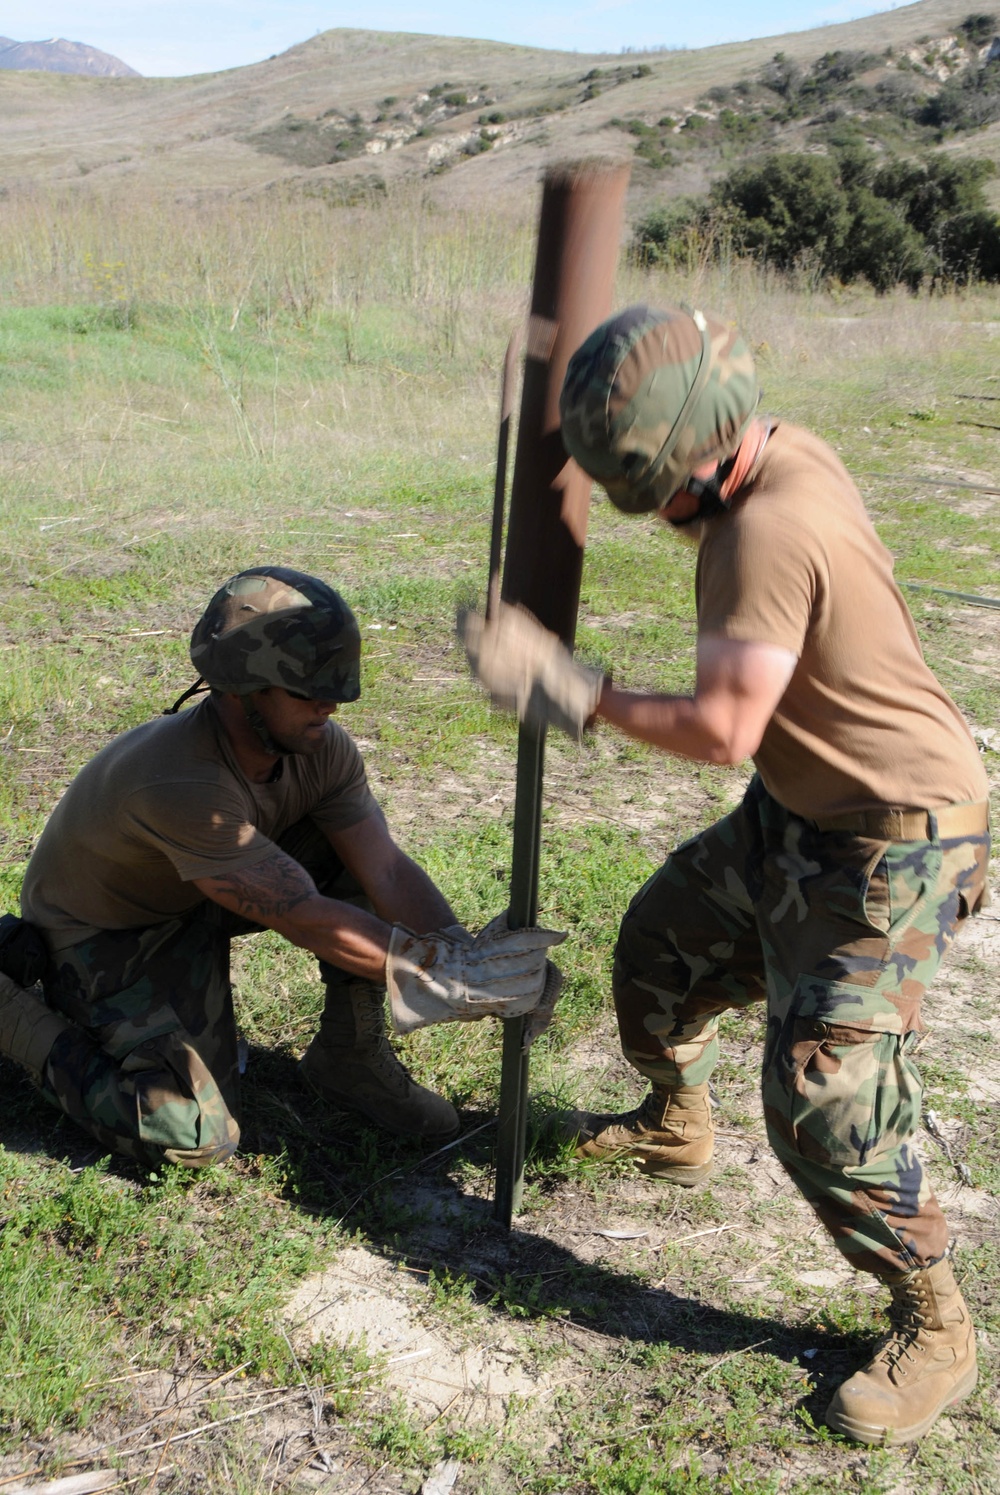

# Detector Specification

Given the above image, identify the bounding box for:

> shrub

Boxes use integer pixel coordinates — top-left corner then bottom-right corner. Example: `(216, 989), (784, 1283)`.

(633, 147), (1000, 290)
(635, 140), (672, 169)
(710, 154), (851, 272)
(632, 200), (735, 269)
(959, 12), (998, 46)
(922, 57), (1000, 129)
(872, 154), (996, 237)
(840, 189), (928, 290)
(760, 52), (802, 99)
(935, 208), (1000, 280)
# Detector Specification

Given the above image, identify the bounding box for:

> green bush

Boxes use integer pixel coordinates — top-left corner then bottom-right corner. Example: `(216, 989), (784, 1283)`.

(959, 12), (998, 46)
(632, 147), (1000, 289)
(922, 57), (1000, 129)
(632, 200), (733, 268)
(840, 189), (928, 290)
(711, 154), (851, 272)
(872, 153), (996, 237)
(936, 207), (1000, 281)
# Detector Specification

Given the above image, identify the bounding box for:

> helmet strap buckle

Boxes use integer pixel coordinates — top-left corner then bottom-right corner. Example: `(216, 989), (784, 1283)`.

(667, 456), (736, 526)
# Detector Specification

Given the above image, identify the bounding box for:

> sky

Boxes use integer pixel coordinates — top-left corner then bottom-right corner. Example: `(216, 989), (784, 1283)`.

(1, 0), (910, 78)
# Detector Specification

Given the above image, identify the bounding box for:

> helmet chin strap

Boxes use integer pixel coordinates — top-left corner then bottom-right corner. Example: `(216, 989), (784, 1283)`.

(667, 457), (736, 526)
(163, 678), (210, 716)
(667, 420), (773, 528)
(241, 696), (286, 757)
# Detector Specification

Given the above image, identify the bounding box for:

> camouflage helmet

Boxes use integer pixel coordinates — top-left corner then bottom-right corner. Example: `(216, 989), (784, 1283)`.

(559, 304), (759, 513)
(190, 566), (361, 701)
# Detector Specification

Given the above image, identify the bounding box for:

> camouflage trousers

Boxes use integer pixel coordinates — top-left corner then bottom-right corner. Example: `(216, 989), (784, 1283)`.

(613, 776), (990, 1278)
(39, 821), (368, 1168)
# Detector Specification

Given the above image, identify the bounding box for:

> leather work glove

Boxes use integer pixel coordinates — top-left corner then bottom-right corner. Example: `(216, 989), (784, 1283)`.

(386, 912), (566, 1035)
(457, 602), (605, 742)
(522, 960), (564, 1050)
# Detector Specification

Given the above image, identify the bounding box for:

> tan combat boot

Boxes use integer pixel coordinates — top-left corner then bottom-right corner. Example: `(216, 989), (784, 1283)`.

(561, 1082), (714, 1185)
(0, 971), (70, 1085)
(825, 1253), (977, 1445)
(300, 979), (459, 1143)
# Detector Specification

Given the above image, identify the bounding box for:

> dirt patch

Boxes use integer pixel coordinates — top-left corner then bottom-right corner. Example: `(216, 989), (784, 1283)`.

(287, 1244), (559, 1426)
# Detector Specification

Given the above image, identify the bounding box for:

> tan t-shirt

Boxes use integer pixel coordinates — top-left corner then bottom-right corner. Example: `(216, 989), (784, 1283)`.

(21, 698), (377, 946)
(696, 421), (988, 817)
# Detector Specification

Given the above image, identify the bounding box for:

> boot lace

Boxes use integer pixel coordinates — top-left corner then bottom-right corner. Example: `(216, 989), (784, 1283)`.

(880, 1280), (932, 1372)
(352, 991), (416, 1092)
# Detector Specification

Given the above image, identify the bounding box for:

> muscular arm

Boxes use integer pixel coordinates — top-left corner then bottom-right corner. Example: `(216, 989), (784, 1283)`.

(191, 807), (459, 981)
(194, 852), (392, 980)
(595, 635), (797, 765)
(325, 809), (458, 933)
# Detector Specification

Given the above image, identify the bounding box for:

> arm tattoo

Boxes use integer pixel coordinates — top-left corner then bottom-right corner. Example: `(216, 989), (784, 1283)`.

(205, 851), (316, 920)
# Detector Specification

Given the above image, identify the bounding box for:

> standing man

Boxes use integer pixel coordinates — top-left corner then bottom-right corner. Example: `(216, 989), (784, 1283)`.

(460, 305), (990, 1446)
(0, 567), (561, 1168)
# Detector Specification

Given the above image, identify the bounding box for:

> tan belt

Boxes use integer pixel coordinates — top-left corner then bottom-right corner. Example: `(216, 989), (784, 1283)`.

(811, 802), (990, 841)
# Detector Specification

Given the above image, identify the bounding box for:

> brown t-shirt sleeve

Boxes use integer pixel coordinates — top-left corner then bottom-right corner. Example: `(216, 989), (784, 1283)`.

(120, 779), (277, 883)
(696, 505), (818, 658)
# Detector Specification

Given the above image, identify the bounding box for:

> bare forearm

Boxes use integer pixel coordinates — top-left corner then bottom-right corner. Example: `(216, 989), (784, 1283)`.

(364, 850), (457, 934)
(595, 682), (750, 765)
(195, 856), (392, 980)
(274, 896), (392, 980)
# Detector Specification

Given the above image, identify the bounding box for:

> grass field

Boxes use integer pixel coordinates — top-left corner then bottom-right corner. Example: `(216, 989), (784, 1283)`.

(0, 186), (998, 1493)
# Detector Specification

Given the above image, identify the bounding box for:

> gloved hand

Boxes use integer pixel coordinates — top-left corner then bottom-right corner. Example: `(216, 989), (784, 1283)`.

(522, 960), (564, 1050)
(457, 602), (605, 742)
(386, 911), (566, 1034)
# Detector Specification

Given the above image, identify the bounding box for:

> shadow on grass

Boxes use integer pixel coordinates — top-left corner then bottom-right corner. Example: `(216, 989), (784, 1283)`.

(0, 1043), (868, 1429)
(235, 1044), (871, 1419)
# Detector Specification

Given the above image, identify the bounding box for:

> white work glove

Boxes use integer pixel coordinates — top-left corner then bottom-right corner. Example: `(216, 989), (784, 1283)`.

(522, 960), (564, 1050)
(386, 912), (566, 1035)
(457, 602), (605, 742)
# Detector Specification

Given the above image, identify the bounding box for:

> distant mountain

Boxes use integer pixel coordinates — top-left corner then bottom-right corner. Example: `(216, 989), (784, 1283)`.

(0, 37), (139, 77)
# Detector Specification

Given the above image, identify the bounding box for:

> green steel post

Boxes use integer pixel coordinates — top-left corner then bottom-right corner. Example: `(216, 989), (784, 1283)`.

(491, 161), (630, 1227)
(493, 721), (545, 1222)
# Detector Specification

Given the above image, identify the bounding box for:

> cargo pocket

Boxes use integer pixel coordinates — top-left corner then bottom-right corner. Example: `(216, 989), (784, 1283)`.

(763, 977), (910, 1171)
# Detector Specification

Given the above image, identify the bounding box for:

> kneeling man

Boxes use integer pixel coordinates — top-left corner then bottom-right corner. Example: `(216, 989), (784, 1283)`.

(1, 567), (559, 1166)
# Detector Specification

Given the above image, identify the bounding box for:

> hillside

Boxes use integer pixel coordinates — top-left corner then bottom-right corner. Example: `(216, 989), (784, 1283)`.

(0, 36), (139, 77)
(0, 0), (996, 218)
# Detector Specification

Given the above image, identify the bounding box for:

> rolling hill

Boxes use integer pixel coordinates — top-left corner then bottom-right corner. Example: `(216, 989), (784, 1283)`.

(0, 0), (996, 217)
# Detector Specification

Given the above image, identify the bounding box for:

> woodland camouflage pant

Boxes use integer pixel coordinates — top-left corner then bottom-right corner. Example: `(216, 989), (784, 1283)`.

(37, 821), (364, 1167)
(613, 776), (989, 1278)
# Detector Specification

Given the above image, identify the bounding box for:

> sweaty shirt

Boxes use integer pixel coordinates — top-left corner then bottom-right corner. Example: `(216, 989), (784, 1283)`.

(21, 698), (377, 947)
(695, 421), (988, 817)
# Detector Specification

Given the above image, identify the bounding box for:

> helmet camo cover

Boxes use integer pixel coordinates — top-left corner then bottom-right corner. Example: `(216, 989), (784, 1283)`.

(560, 304), (759, 513)
(190, 566), (362, 700)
